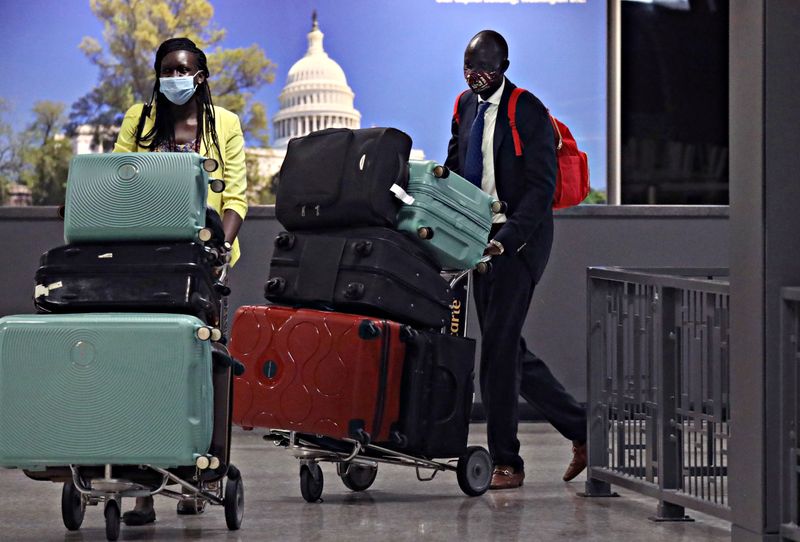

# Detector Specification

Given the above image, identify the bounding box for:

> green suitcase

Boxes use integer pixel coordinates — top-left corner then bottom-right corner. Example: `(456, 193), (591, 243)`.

(396, 160), (500, 270)
(0, 313), (214, 469)
(63, 152), (217, 244)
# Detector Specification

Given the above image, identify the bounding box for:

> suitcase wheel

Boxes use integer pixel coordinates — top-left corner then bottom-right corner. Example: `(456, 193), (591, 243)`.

(417, 227), (434, 240)
(300, 463), (324, 503)
(339, 464), (378, 492)
(214, 282), (232, 297)
(202, 157), (219, 173)
(399, 326), (418, 343)
(344, 282), (365, 300)
(264, 277), (287, 297)
(196, 326), (214, 341)
(274, 232), (296, 250)
(390, 429), (408, 447)
(456, 446), (492, 497)
(354, 240), (373, 257)
(209, 179), (226, 194)
(475, 261), (492, 275)
(491, 200), (508, 214)
(357, 320), (381, 340)
(432, 164), (450, 179)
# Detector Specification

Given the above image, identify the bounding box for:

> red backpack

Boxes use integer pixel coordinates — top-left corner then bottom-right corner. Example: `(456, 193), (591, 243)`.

(453, 88), (590, 209)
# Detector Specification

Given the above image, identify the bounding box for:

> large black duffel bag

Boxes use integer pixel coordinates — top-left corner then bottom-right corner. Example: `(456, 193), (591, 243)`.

(275, 127), (412, 230)
(265, 227), (451, 329)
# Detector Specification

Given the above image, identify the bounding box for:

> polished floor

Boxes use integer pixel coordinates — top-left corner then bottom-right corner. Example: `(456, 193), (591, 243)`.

(0, 424), (731, 541)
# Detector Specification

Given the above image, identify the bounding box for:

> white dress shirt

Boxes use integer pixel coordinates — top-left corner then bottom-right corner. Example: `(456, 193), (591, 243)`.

(478, 78), (507, 223)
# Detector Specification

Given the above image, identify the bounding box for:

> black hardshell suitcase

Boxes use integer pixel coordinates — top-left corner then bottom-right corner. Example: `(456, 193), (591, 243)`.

(265, 228), (451, 329)
(34, 242), (225, 326)
(390, 331), (476, 458)
(275, 127), (412, 230)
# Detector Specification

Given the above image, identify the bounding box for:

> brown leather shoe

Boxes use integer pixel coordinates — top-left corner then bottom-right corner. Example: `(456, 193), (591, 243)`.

(563, 441), (587, 481)
(489, 465), (525, 490)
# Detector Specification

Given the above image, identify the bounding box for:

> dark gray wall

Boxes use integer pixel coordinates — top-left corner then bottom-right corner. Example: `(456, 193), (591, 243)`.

(0, 205), (728, 405)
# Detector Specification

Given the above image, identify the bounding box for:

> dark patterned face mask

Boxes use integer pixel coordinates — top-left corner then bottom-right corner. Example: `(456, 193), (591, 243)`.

(464, 68), (502, 94)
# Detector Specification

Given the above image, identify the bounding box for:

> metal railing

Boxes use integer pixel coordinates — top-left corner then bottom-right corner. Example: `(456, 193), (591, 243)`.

(781, 288), (800, 541)
(584, 267), (730, 522)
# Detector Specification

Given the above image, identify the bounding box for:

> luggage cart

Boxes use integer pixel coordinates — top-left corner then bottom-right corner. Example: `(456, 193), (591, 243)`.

(259, 262), (494, 501)
(21, 253), (245, 541)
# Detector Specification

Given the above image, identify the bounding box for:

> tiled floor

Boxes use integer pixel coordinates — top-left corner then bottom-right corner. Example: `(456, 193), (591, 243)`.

(0, 424), (731, 541)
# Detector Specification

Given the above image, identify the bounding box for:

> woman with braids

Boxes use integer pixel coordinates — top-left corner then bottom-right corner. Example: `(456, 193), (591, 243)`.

(114, 36), (248, 267)
(112, 37), (247, 526)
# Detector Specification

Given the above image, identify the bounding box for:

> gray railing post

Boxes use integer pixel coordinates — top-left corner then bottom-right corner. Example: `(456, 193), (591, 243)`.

(652, 286), (692, 521)
(582, 273), (618, 497)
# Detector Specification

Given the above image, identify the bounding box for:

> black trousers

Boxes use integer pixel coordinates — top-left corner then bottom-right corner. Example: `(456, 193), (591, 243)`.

(473, 245), (587, 470)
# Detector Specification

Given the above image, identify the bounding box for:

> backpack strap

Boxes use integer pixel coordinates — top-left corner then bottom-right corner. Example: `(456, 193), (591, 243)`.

(453, 90), (469, 125)
(507, 88), (527, 157)
(548, 112), (563, 150)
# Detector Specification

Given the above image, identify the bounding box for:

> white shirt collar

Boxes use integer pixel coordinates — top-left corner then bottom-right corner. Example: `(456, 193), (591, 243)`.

(479, 77), (506, 106)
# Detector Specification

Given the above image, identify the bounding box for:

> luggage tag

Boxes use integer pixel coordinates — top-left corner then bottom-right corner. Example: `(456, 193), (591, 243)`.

(390, 184), (415, 205)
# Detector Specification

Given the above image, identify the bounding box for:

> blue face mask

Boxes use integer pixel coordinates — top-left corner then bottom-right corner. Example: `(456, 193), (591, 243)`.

(159, 72), (200, 105)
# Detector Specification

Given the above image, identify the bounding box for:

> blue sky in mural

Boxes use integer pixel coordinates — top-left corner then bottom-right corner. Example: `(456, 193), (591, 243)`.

(0, 0), (606, 187)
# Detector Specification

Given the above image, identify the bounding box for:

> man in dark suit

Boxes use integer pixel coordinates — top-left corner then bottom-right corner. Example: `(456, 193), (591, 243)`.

(445, 30), (587, 489)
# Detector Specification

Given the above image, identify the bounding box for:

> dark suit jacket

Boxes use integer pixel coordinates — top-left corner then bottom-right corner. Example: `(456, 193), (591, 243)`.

(445, 78), (557, 282)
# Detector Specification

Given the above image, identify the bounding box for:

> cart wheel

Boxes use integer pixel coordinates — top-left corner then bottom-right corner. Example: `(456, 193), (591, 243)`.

(61, 481), (85, 531)
(224, 474), (244, 530)
(457, 446), (492, 497)
(300, 463), (324, 502)
(104, 499), (121, 541)
(340, 464), (378, 492)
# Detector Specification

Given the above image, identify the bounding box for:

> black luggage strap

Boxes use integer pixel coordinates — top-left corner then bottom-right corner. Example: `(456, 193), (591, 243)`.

(298, 237), (347, 302)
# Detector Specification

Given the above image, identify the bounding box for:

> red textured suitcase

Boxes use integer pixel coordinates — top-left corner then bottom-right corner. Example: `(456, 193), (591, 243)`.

(230, 305), (408, 444)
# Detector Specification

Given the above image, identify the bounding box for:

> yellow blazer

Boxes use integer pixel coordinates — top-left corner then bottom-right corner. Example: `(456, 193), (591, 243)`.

(113, 103), (248, 265)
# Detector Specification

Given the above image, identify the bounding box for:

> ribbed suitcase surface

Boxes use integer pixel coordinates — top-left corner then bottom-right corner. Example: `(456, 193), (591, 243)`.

(266, 228), (451, 329)
(64, 152), (208, 244)
(396, 160), (496, 270)
(0, 313), (214, 468)
(34, 242), (223, 326)
(230, 306), (407, 443)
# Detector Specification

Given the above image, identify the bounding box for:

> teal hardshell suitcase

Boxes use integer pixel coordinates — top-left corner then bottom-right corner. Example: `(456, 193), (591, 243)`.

(64, 152), (212, 244)
(396, 160), (499, 270)
(0, 313), (214, 469)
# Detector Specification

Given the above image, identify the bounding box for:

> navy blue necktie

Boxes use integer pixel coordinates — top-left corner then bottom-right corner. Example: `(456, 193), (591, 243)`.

(463, 100), (492, 188)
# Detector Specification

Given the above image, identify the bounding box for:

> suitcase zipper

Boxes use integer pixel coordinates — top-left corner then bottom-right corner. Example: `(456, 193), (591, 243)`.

(372, 320), (390, 440)
(406, 183), (489, 231)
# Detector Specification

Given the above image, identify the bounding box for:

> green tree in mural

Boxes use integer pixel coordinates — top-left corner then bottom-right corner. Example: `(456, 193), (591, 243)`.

(19, 101), (73, 205)
(71, 0), (276, 148)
